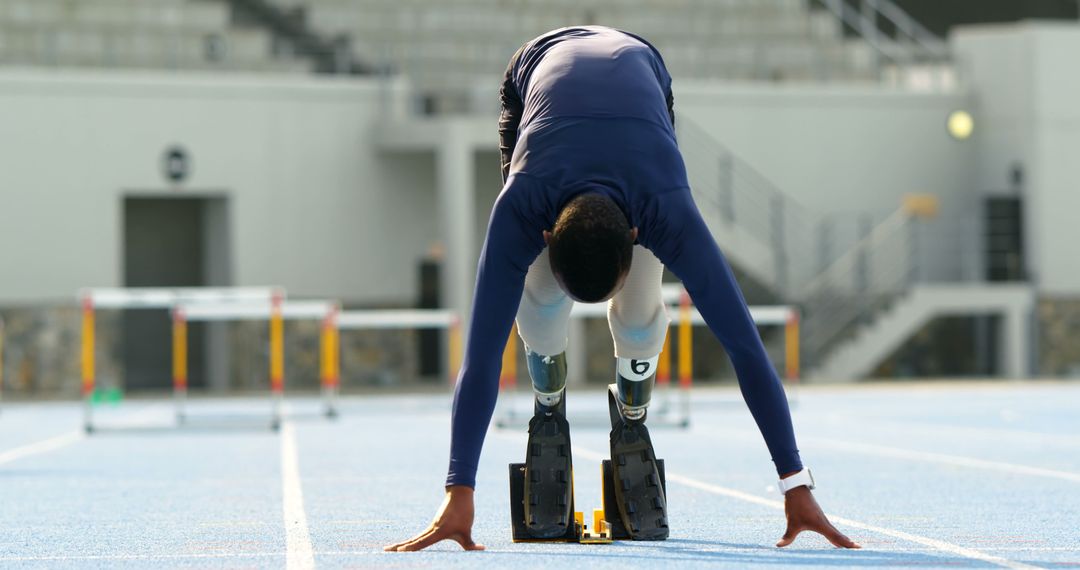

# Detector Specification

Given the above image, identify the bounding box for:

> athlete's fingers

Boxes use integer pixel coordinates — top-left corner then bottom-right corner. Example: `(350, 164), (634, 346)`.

(383, 526), (434, 551)
(396, 529), (447, 552)
(775, 525), (801, 548)
(388, 527), (442, 552)
(819, 522), (860, 549)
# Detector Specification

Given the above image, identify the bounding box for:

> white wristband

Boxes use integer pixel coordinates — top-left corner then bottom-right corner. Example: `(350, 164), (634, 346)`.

(777, 468), (815, 495)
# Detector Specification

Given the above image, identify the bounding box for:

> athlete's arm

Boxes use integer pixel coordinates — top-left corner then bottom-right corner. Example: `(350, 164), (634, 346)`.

(386, 177), (545, 552)
(646, 190), (801, 475)
(446, 181), (545, 489)
(645, 190), (857, 549)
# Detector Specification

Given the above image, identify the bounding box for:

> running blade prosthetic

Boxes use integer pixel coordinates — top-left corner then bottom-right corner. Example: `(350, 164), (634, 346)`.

(522, 398), (574, 539)
(607, 385), (669, 540)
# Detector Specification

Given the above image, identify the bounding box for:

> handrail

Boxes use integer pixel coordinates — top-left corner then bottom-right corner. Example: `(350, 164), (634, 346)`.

(675, 113), (939, 373)
(815, 0), (949, 69)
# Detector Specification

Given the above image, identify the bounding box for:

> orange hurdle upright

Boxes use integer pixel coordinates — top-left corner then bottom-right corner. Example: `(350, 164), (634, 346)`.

(269, 290), (285, 429)
(677, 290), (693, 426)
(784, 309), (801, 384)
(448, 315), (463, 388)
(320, 304), (341, 418)
(80, 295), (96, 433)
(500, 324), (518, 391)
(172, 308), (188, 423)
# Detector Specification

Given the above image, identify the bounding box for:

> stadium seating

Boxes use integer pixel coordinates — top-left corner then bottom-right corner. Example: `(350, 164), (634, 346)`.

(0, 0), (877, 91)
(291, 0), (877, 110)
(0, 0), (311, 72)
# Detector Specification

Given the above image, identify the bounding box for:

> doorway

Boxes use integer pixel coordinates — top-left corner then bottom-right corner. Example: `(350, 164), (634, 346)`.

(122, 196), (231, 391)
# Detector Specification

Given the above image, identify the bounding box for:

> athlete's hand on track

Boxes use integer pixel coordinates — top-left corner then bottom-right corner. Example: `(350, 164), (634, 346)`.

(384, 485), (485, 552)
(776, 486), (860, 549)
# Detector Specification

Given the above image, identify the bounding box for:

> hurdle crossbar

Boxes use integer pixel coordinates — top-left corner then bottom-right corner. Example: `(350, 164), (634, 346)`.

(497, 286), (800, 429)
(86, 287), (276, 309)
(175, 298), (341, 423)
(78, 286), (283, 433)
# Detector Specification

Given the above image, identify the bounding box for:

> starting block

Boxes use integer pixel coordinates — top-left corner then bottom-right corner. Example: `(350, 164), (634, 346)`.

(509, 459), (667, 544)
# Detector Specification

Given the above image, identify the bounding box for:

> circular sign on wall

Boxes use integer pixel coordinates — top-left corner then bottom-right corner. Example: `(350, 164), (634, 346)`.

(163, 146), (191, 183)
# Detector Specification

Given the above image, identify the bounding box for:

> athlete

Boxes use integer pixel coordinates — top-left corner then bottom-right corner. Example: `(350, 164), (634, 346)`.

(386, 26), (858, 551)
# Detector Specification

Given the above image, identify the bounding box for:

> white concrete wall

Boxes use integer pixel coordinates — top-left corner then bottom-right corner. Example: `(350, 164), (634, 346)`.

(955, 22), (1080, 295)
(0, 69), (438, 305)
(674, 81), (979, 281)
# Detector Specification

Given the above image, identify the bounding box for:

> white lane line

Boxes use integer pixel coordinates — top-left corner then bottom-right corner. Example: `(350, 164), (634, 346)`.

(803, 437), (1080, 484)
(573, 446), (1039, 570)
(0, 552), (285, 562)
(696, 425), (1080, 484)
(0, 431), (84, 466)
(854, 417), (1080, 448)
(281, 421), (316, 569)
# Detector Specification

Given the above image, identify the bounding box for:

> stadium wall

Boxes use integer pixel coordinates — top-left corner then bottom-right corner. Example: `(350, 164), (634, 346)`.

(955, 22), (1080, 296)
(675, 82), (979, 282)
(0, 69), (433, 306)
(954, 22), (1080, 377)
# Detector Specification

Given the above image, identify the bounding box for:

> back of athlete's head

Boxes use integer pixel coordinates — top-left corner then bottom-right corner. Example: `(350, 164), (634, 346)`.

(547, 193), (634, 303)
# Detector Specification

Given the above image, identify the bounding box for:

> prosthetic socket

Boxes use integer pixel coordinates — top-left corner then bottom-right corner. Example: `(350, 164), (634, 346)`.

(526, 350), (567, 412)
(526, 350), (658, 421)
(615, 356), (658, 421)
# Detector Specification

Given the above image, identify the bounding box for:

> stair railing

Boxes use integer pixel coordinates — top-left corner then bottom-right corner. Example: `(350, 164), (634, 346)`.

(798, 207), (919, 366)
(675, 115), (823, 300)
(812, 0), (950, 70)
(676, 115), (928, 372)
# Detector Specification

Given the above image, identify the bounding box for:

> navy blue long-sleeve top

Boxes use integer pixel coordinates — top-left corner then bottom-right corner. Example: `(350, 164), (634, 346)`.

(446, 26), (802, 489)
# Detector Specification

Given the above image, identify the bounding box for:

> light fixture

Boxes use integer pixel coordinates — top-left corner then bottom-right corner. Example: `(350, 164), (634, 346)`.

(947, 110), (974, 140)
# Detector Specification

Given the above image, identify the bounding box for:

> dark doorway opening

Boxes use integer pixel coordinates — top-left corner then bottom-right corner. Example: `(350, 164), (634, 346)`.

(985, 196), (1025, 282)
(122, 196), (231, 391)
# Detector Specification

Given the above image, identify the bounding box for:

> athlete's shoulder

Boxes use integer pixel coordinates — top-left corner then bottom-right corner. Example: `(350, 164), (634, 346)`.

(496, 173), (558, 221)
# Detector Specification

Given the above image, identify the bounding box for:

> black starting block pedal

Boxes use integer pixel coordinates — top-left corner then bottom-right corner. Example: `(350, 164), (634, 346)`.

(509, 463), (580, 542)
(607, 385), (670, 540)
(517, 410), (575, 539)
(601, 458), (666, 540)
(510, 463), (616, 544)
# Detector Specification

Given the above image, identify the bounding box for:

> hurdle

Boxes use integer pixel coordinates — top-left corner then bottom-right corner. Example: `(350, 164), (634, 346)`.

(494, 285), (800, 428)
(0, 315), (5, 410)
(78, 287), (279, 433)
(335, 309), (462, 388)
(175, 297), (341, 427)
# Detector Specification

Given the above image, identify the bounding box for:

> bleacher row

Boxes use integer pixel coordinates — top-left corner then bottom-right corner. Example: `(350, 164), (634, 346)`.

(0, 0), (874, 91)
(0, 0), (309, 71)
(289, 0), (876, 109)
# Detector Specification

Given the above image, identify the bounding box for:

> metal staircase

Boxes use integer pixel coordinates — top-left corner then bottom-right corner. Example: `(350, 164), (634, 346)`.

(676, 113), (957, 380)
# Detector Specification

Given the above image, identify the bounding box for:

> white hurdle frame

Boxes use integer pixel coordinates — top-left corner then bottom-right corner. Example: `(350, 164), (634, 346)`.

(336, 309), (463, 388)
(78, 287), (280, 433)
(495, 285), (799, 428)
(175, 299), (341, 427)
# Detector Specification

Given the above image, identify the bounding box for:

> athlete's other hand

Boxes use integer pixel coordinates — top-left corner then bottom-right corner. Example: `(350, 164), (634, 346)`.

(384, 485), (485, 552)
(776, 486), (860, 549)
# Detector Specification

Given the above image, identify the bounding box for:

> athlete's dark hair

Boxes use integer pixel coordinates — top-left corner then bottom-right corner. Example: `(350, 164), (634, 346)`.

(548, 193), (634, 303)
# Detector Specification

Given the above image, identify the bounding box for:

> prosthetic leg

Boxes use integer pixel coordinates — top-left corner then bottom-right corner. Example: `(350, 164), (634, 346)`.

(604, 356), (669, 540)
(509, 351), (578, 541)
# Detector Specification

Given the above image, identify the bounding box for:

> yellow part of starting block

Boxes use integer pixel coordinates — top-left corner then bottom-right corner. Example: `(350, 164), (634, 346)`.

(574, 509), (614, 544)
